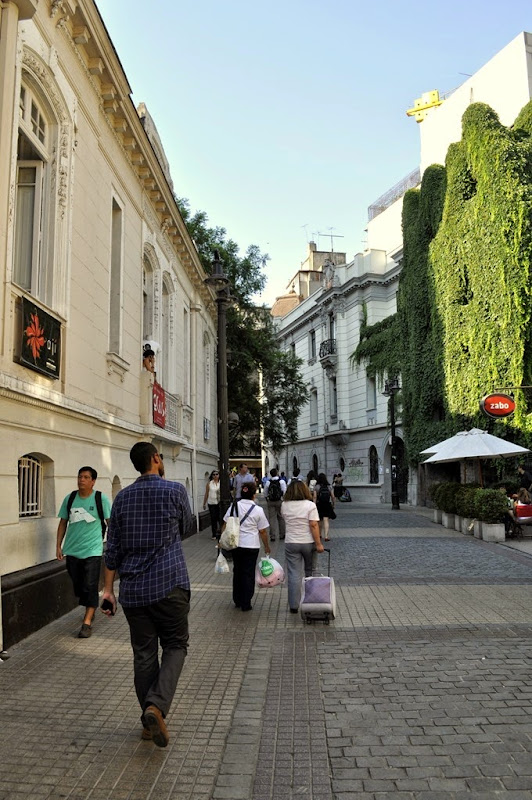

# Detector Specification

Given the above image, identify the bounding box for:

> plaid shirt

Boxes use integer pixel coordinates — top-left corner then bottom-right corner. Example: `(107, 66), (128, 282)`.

(105, 474), (191, 607)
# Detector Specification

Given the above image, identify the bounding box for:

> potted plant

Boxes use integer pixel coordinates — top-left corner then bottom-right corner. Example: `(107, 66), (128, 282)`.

(473, 488), (507, 542)
(428, 482), (443, 524)
(434, 482), (461, 529)
(455, 484), (480, 535)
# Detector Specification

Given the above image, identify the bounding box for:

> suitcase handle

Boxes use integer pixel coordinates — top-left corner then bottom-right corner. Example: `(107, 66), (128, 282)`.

(315, 546), (331, 576)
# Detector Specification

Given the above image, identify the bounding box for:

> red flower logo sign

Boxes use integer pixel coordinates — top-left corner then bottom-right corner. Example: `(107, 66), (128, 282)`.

(25, 312), (45, 361)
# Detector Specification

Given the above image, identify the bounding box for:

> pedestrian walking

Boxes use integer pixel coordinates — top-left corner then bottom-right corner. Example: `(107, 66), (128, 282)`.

(203, 470), (221, 539)
(233, 463), (255, 499)
(221, 482), (270, 612)
(101, 442), (192, 748)
(332, 472), (344, 499)
(306, 470), (318, 494)
(281, 480), (323, 613)
(56, 466), (111, 639)
(313, 473), (336, 541)
(264, 468), (287, 541)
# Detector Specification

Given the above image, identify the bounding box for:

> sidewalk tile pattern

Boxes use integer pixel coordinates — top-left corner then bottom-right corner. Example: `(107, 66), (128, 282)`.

(1, 503), (532, 800)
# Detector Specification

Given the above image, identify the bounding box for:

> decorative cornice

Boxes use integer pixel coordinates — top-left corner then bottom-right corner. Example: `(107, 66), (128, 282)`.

(0, 372), (143, 434)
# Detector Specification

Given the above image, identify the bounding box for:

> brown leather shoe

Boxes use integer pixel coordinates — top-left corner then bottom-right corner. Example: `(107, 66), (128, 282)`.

(141, 727), (152, 740)
(143, 705), (169, 748)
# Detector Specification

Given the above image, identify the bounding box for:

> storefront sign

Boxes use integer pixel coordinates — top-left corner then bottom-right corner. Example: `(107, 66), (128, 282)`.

(20, 298), (61, 379)
(153, 381), (166, 428)
(480, 393), (516, 419)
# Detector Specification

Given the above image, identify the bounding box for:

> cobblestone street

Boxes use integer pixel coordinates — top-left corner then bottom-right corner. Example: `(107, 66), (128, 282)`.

(2, 502), (532, 800)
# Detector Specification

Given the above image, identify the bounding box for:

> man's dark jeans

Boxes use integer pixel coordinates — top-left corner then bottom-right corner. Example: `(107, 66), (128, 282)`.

(123, 585), (190, 718)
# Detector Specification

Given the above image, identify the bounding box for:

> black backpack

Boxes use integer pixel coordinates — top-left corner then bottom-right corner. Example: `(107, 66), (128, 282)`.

(66, 490), (107, 537)
(267, 479), (283, 502)
(318, 485), (331, 503)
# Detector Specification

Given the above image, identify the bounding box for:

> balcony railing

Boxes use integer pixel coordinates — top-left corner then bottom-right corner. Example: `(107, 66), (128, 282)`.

(319, 339), (337, 359)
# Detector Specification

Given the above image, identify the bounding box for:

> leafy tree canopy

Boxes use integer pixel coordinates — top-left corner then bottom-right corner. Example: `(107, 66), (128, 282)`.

(177, 199), (308, 455)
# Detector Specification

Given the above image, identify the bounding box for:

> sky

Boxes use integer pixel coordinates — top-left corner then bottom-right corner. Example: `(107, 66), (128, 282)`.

(97, 1), (532, 305)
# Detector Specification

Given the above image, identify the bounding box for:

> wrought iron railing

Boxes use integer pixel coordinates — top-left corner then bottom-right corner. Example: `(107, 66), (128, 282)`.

(368, 168), (420, 221)
(319, 339), (337, 359)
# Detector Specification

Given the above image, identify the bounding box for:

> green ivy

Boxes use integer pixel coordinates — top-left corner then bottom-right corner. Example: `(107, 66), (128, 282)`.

(352, 100), (532, 466)
(350, 304), (400, 382)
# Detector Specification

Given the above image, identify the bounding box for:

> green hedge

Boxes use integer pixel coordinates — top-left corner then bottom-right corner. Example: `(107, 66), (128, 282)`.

(473, 488), (508, 524)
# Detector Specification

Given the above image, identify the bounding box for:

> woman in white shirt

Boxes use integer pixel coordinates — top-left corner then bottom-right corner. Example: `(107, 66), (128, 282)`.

(203, 470), (221, 539)
(221, 482), (270, 612)
(281, 481), (324, 613)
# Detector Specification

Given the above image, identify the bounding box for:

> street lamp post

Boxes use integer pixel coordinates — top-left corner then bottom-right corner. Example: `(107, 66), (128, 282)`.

(383, 377), (401, 511)
(205, 250), (232, 514)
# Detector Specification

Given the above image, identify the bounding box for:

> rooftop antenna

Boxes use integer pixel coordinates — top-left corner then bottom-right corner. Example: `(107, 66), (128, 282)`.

(300, 223), (310, 243)
(317, 227), (344, 253)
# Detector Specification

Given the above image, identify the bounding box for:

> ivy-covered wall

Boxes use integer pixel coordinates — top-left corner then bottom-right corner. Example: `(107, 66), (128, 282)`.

(354, 100), (532, 466)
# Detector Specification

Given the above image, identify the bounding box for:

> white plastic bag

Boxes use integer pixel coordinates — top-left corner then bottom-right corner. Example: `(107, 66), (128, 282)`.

(255, 556), (285, 587)
(215, 552), (230, 574)
(220, 516), (239, 550)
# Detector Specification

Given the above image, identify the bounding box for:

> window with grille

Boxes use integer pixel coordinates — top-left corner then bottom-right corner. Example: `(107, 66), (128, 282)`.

(18, 455), (43, 517)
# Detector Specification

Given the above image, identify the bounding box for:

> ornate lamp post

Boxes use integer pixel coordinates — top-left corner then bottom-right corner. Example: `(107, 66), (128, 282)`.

(205, 250), (232, 513)
(383, 376), (401, 511)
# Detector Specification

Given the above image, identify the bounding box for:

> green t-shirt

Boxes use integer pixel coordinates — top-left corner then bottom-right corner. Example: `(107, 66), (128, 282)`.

(58, 490), (112, 559)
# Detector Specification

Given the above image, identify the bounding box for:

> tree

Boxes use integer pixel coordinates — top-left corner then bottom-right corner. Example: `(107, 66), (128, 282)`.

(177, 199), (308, 455)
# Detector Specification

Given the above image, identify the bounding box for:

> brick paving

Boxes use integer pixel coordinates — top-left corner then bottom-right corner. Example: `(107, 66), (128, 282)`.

(1, 503), (532, 799)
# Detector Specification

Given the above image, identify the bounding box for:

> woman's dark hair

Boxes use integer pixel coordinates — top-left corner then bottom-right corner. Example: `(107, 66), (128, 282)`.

(284, 480), (311, 502)
(306, 470), (316, 484)
(317, 472), (329, 486)
(209, 470), (220, 481)
(240, 482), (256, 499)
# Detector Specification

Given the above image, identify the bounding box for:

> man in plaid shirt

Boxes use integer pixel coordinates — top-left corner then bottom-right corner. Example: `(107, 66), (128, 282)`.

(102, 442), (192, 747)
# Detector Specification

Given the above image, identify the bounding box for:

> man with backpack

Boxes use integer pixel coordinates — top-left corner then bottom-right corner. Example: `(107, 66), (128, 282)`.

(264, 468), (287, 541)
(56, 466), (111, 638)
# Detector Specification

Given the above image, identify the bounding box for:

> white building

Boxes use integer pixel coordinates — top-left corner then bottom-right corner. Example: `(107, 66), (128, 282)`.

(0, 0), (218, 648)
(271, 31), (532, 504)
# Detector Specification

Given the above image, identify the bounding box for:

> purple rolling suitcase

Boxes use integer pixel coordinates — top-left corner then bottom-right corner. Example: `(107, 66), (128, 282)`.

(300, 549), (336, 624)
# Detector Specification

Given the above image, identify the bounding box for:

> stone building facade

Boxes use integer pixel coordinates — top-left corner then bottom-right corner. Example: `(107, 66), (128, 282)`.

(0, 0), (218, 647)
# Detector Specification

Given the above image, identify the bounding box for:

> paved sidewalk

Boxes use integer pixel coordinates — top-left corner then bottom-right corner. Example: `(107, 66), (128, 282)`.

(2, 503), (532, 800)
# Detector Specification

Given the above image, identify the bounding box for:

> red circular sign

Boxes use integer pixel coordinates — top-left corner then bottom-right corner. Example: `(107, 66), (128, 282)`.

(480, 393), (516, 419)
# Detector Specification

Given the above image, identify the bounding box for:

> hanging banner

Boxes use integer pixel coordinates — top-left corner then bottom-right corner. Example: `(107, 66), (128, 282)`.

(20, 298), (61, 379)
(480, 393), (516, 419)
(153, 381), (167, 428)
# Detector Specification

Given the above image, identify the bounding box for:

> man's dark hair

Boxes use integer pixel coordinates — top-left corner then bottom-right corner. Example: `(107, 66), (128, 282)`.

(270, 468), (278, 477)
(293, 468), (300, 478)
(78, 466), (97, 480)
(130, 442), (157, 474)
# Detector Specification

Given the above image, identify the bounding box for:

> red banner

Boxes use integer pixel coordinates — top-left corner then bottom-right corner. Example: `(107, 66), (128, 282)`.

(153, 382), (166, 428)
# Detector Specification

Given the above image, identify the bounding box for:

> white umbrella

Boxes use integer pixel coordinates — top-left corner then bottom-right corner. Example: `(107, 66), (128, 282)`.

(422, 428), (530, 463)
(420, 431), (470, 455)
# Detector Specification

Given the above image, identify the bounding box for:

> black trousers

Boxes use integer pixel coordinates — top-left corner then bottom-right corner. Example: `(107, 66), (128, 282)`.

(123, 585), (190, 718)
(208, 503), (220, 537)
(232, 547), (259, 610)
(66, 555), (101, 608)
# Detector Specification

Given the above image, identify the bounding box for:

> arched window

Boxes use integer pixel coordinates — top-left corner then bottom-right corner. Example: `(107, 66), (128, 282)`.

(292, 456), (298, 473)
(18, 454), (43, 517)
(160, 275), (174, 390)
(142, 256), (154, 341)
(340, 457), (345, 472)
(312, 453), (319, 475)
(369, 446), (379, 484)
(14, 82), (54, 305)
